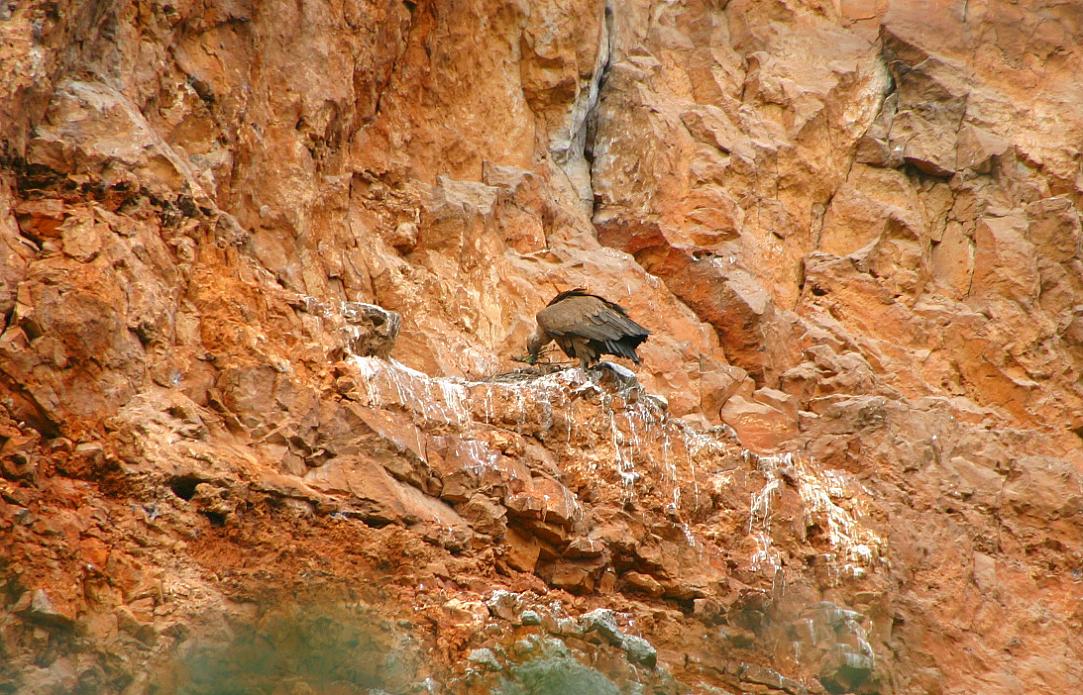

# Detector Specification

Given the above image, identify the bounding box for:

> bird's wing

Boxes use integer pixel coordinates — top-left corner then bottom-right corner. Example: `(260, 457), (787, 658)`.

(537, 295), (649, 341)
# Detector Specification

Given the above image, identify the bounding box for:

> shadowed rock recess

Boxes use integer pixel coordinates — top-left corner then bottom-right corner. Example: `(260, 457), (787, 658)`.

(1, 1), (1082, 693)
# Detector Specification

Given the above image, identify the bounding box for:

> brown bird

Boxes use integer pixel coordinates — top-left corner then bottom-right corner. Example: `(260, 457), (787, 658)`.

(526, 288), (650, 368)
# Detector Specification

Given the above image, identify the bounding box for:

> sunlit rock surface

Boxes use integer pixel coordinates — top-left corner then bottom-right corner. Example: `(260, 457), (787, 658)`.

(2, 1), (1083, 693)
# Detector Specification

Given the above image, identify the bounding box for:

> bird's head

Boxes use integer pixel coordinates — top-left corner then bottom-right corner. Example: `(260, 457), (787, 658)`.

(525, 326), (549, 365)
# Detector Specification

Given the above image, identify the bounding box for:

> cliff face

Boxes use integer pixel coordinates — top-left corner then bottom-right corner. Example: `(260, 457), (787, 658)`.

(2, 1), (1082, 693)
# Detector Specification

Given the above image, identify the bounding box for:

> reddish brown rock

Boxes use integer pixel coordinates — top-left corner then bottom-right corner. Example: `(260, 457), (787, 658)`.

(719, 396), (798, 453)
(503, 526), (543, 574)
(620, 571), (664, 598)
(2, 0), (1083, 693)
(538, 560), (600, 595)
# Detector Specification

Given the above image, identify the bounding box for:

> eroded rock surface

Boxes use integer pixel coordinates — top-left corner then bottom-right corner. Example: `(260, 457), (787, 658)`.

(2, 1), (1082, 693)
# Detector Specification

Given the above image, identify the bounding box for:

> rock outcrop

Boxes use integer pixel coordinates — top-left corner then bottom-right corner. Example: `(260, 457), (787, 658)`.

(2, 1), (1082, 693)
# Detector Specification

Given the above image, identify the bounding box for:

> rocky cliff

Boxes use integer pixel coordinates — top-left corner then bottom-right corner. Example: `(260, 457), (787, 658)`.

(2, 0), (1082, 693)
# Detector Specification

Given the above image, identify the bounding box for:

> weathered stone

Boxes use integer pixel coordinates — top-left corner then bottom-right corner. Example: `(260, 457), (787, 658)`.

(621, 635), (657, 668)
(15, 589), (75, 630)
(466, 648), (502, 671)
(1001, 456), (1083, 521)
(388, 222), (419, 254)
(930, 220), (975, 298)
(660, 576), (709, 601)
(1026, 197), (1082, 265)
(697, 356), (752, 422)
(116, 606), (156, 645)
(442, 599), (490, 627)
(620, 571), (664, 598)
(692, 598), (726, 625)
(26, 80), (213, 198)
(956, 124), (1010, 173)
(972, 552), (997, 594)
(970, 215), (1039, 304)
(564, 536), (606, 559)
(818, 645), (874, 694)
(503, 526), (542, 573)
(460, 493), (507, 537)
(485, 590), (523, 622)
(881, 29), (970, 178)
(13, 198), (67, 238)
(719, 396), (797, 452)
(58, 215), (104, 263)
(539, 560), (598, 594)
(190, 482), (237, 525)
(341, 303), (401, 358)
(305, 457), (469, 544)
(739, 663), (807, 695)
(579, 608), (624, 647)
(940, 456), (1003, 507)
(504, 476), (579, 528)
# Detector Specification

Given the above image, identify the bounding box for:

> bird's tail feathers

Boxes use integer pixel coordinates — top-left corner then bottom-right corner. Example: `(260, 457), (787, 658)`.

(602, 339), (643, 363)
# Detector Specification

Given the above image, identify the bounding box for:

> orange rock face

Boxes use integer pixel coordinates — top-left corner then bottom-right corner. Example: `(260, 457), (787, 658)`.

(2, 0), (1082, 693)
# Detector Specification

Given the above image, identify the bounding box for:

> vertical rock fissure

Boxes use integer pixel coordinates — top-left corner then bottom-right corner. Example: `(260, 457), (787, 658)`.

(543, 1), (614, 210)
(581, 0), (614, 213)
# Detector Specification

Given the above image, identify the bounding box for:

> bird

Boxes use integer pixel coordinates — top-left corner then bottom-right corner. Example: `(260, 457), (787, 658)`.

(525, 288), (650, 368)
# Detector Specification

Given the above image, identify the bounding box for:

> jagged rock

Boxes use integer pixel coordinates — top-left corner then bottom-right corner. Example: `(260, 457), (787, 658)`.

(503, 526), (542, 573)
(621, 635), (657, 669)
(341, 302), (401, 358)
(305, 457), (470, 546)
(660, 576), (709, 602)
(692, 598), (726, 625)
(719, 395), (797, 452)
(190, 482), (236, 525)
(940, 456), (1003, 507)
(388, 222), (418, 254)
(620, 571), (664, 597)
(485, 590), (523, 622)
(739, 663), (807, 695)
(538, 560), (598, 594)
(1001, 456), (1083, 521)
(460, 493), (507, 537)
(591, 226), (790, 383)
(580, 609), (623, 646)
(1025, 197), (1082, 264)
(880, 29), (970, 178)
(15, 589), (75, 630)
(512, 635), (570, 659)
(115, 606), (156, 645)
(443, 599), (490, 627)
(564, 536), (606, 558)
(504, 476), (580, 528)
(12, 197), (66, 239)
(818, 646), (875, 694)
(970, 215), (1039, 304)
(972, 552), (998, 595)
(956, 124), (1010, 173)
(26, 80), (213, 198)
